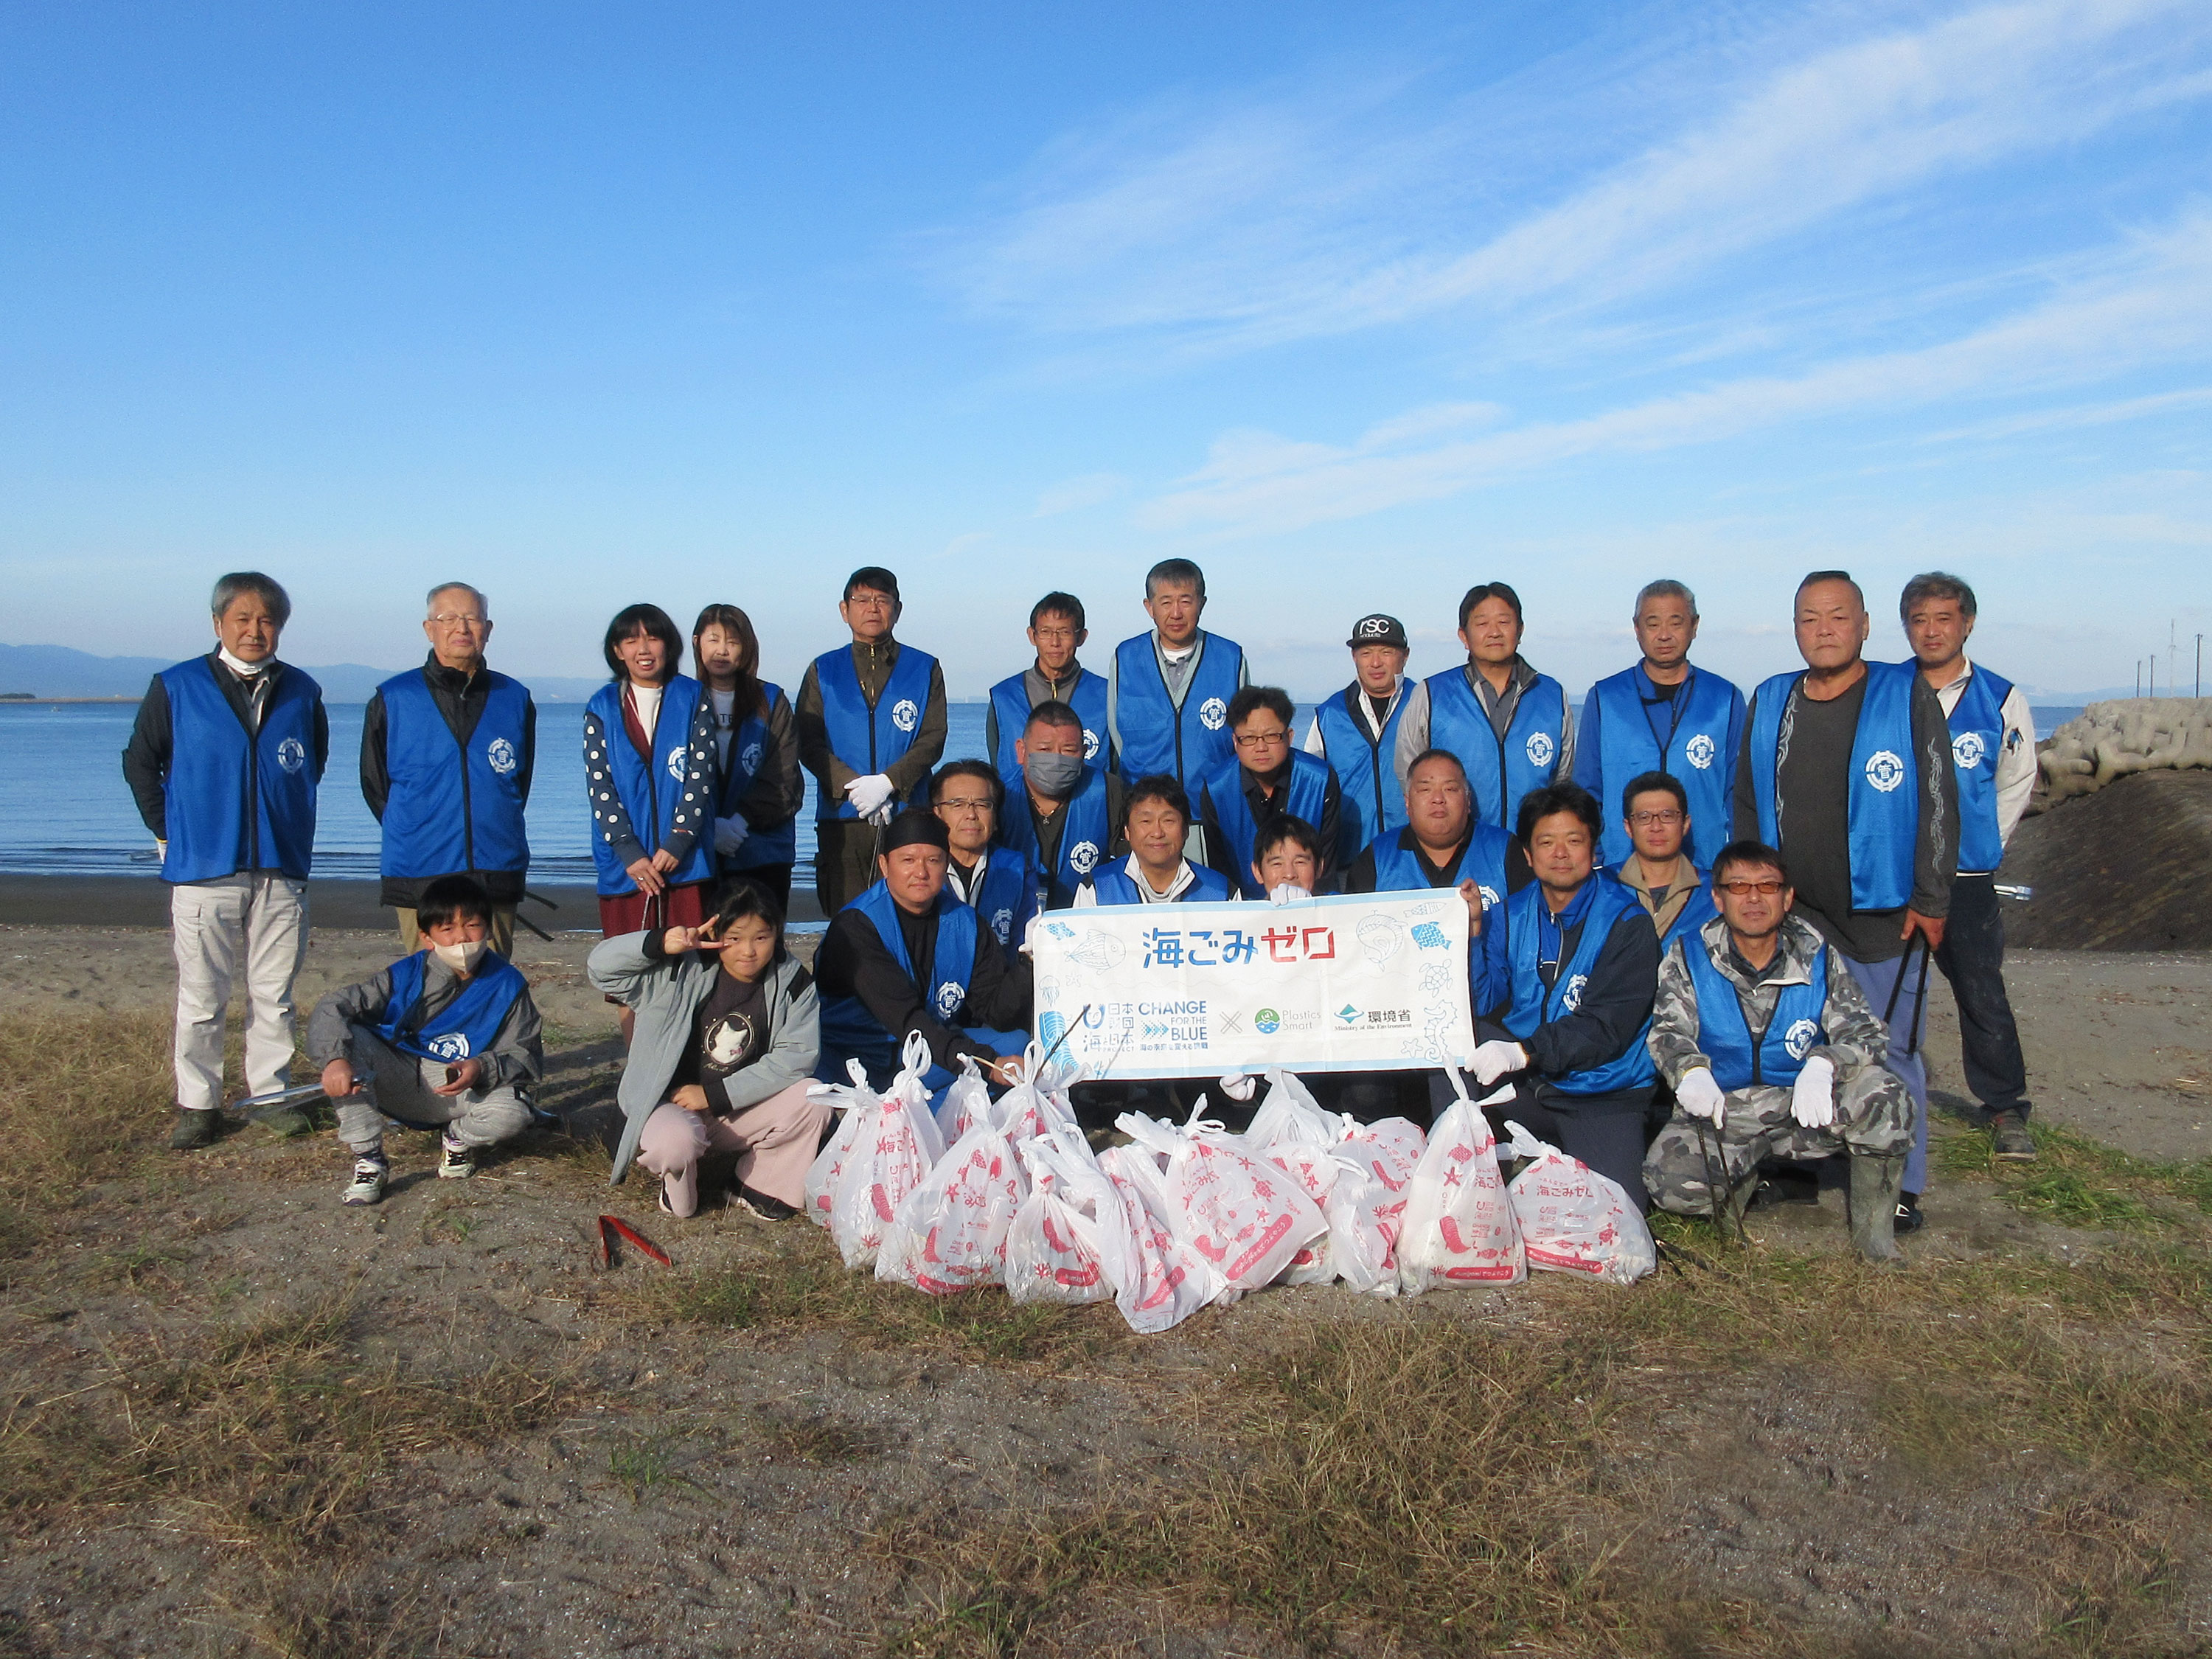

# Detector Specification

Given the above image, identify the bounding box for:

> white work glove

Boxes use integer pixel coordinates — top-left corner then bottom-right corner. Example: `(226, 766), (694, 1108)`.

(844, 773), (897, 824)
(1019, 913), (1041, 958)
(1266, 883), (1312, 905)
(1217, 1072), (1259, 1102)
(1470, 1040), (1528, 1087)
(1790, 1054), (1837, 1129)
(1675, 1067), (1726, 1127)
(712, 815), (751, 857)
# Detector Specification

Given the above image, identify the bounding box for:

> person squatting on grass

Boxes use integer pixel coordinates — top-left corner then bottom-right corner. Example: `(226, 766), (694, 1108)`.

(588, 878), (827, 1220)
(1642, 840), (1912, 1262)
(308, 874), (543, 1206)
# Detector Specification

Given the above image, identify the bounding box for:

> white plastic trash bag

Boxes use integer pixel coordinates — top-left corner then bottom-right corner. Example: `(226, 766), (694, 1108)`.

(931, 1055), (994, 1144)
(1116, 1105), (1328, 1292)
(823, 1034), (946, 1271)
(1096, 1143), (1221, 1333)
(877, 1116), (1026, 1295)
(1501, 1120), (1657, 1285)
(1263, 1140), (1340, 1286)
(803, 1059), (877, 1231)
(1004, 1124), (1116, 1306)
(1316, 1113), (1425, 1297)
(1242, 1068), (1335, 1150)
(1397, 1075), (1525, 1293)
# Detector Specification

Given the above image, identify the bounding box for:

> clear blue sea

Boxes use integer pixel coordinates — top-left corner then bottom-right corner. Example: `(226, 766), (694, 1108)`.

(0, 698), (2088, 883)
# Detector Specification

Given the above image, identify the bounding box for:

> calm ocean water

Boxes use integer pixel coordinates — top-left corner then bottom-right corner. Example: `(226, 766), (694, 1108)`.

(0, 698), (2087, 883)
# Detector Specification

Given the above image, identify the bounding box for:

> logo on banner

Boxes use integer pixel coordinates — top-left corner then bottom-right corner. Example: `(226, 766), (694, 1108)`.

(1335, 1004), (1360, 1026)
(1952, 731), (1986, 771)
(1198, 697), (1228, 731)
(275, 737), (307, 775)
(1864, 749), (1906, 793)
(891, 699), (919, 734)
(1526, 731), (1555, 768)
(1784, 1018), (1820, 1060)
(1560, 973), (1589, 1012)
(423, 1032), (472, 1062)
(933, 980), (964, 1020)
(1068, 841), (1099, 874)
(487, 737), (518, 775)
(1685, 732), (1717, 771)
(1083, 727), (1101, 759)
(1256, 1008), (1281, 1034)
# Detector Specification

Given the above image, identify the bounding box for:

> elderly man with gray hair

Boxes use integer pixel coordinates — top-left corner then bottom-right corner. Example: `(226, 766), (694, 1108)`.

(1572, 579), (1747, 872)
(123, 572), (330, 1149)
(360, 581), (537, 956)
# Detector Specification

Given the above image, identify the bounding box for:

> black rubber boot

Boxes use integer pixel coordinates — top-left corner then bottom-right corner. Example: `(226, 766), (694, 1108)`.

(1848, 1154), (1905, 1264)
(168, 1109), (220, 1151)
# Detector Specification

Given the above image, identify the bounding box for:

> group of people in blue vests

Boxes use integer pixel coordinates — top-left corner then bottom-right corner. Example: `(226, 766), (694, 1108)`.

(125, 556), (2038, 1262)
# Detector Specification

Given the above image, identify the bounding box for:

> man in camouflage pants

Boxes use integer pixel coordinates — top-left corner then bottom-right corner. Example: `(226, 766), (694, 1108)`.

(1644, 839), (1911, 1262)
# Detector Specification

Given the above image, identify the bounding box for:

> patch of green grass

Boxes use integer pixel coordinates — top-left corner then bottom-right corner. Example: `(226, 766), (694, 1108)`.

(608, 1435), (681, 1503)
(1937, 1119), (2212, 1230)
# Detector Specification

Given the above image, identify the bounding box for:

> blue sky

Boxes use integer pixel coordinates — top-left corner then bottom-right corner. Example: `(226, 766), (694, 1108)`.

(4, 0), (2209, 698)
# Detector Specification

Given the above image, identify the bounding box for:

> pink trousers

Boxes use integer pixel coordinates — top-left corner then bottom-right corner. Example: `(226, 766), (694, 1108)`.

(634, 1081), (829, 1217)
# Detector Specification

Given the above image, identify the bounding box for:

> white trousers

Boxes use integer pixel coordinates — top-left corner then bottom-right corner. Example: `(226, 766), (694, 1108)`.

(170, 873), (310, 1112)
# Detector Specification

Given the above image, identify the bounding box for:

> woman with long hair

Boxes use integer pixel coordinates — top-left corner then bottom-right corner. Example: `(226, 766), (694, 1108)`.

(692, 603), (802, 912)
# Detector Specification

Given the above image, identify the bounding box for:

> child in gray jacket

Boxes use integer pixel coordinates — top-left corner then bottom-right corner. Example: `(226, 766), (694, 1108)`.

(588, 877), (826, 1218)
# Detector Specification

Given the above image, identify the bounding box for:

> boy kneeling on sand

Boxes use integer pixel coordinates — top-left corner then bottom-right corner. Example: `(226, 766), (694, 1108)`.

(588, 878), (827, 1219)
(309, 874), (544, 1206)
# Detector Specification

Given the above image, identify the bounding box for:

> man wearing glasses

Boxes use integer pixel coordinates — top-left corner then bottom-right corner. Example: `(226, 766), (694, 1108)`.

(984, 592), (1109, 791)
(929, 759), (1037, 949)
(361, 582), (536, 956)
(1642, 840), (1912, 1262)
(1607, 771), (1715, 957)
(1197, 686), (1342, 897)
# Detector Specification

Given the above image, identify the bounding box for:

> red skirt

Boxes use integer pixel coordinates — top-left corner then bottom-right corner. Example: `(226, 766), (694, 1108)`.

(597, 881), (708, 939)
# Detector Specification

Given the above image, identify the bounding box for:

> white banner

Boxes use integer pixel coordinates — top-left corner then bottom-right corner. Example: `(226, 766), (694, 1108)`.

(1030, 891), (1473, 1079)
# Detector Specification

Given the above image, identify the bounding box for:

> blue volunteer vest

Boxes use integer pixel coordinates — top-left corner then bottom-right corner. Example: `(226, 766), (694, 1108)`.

(585, 676), (715, 897)
(813, 643), (936, 820)
(988, 667), (1109, 791)
(1944, 666), (2015, 874)
(1313, 684), (1408, 863)
(1748, 661), (1920, 913)
(967, 853), (1038, 949)
(1498, 877), (1655, 1096)
(1206, 751), (1333, 898)
(158, 657), (322, 884)
(1087, 860), (1234, 905)
(714, 683), (799, 871)
(375, 950), (528, 1065)
(1587, 665), (1744, 869)
(1423, 666), (1568, 831)
(817, 884), (981, 1079)
(1366, 824), (1513, 912)
(375, 668), (531, 881)
(997, 764), (1113, 910)
(1110, 631), (1245, 787)
(1682, 931), (1830, 1091)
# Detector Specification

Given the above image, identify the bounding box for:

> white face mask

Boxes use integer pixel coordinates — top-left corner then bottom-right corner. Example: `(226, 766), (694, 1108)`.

(432, 939), (489, 973)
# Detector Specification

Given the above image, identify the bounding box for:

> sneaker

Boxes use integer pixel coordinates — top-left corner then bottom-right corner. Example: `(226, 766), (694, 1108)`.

(342, 1155), (388, 1206)
(1894, 1193), (1925, 1234)
(437, 1134), (477, 1180)
(1991, 1110), (2037, 1161)
(734, 1183), (801, 1222)
(169, 1109), (220, 1151)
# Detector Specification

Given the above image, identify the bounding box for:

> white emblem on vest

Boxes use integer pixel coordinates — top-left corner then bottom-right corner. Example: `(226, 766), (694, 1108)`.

(423, 1032), (473, 1062)
(1479, 885), (1500, 909)
(740, 741), (763, 774)
(1560, 972), (1588, 1012)
(991, 908), (1014, 942)
(487, 737), (518, 776)
(1951, 731), (1986, 771)
(1525, 730), (1556, 768)
(1198, 697), (1228, 731)
(1863, 748), (1906, 793)
(1069, 840), (1099, 874)
(933, 979), (964, 1020)
(275, 737), (307, 775)
(1784, 1018), (1819, 1061)
(1684, 732), (1717, 771)
(666, 747), (687, 782)
(1082, 727), (1100, 759)
(891, 698), (919, 734)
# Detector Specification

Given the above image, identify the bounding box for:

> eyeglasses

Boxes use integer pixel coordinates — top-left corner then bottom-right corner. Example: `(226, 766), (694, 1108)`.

(1628, 809), (1684, 826)
(937, 797), (993, 814)
(430, 613), (487, 628)
(1233, 729), (1290, 748)
(1717, 880), (1786, 897)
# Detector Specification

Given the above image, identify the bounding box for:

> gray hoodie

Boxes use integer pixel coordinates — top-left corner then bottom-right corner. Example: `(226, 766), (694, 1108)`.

(586, 932), (820, 1184)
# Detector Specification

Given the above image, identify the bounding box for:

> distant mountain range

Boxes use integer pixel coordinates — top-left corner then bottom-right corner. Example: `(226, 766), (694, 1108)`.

(0, 642), (610, 703)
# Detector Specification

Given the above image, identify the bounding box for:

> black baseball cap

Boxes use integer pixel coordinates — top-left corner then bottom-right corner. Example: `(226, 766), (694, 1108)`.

(1346, 613), (1408, 650)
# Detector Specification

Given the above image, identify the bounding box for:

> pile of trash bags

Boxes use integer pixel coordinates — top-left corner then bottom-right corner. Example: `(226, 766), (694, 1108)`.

(801, 1033), (1655, 1335)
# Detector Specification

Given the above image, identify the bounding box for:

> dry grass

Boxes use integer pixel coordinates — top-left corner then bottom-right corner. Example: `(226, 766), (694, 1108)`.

(0, 1008), (176, 1254)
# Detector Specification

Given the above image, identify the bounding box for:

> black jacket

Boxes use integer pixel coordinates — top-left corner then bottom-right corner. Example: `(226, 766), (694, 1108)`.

(816, 897), (1033, 1073)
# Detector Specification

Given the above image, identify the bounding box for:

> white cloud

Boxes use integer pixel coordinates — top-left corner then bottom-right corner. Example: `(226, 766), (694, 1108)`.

(1138, 214), (2212, 535)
